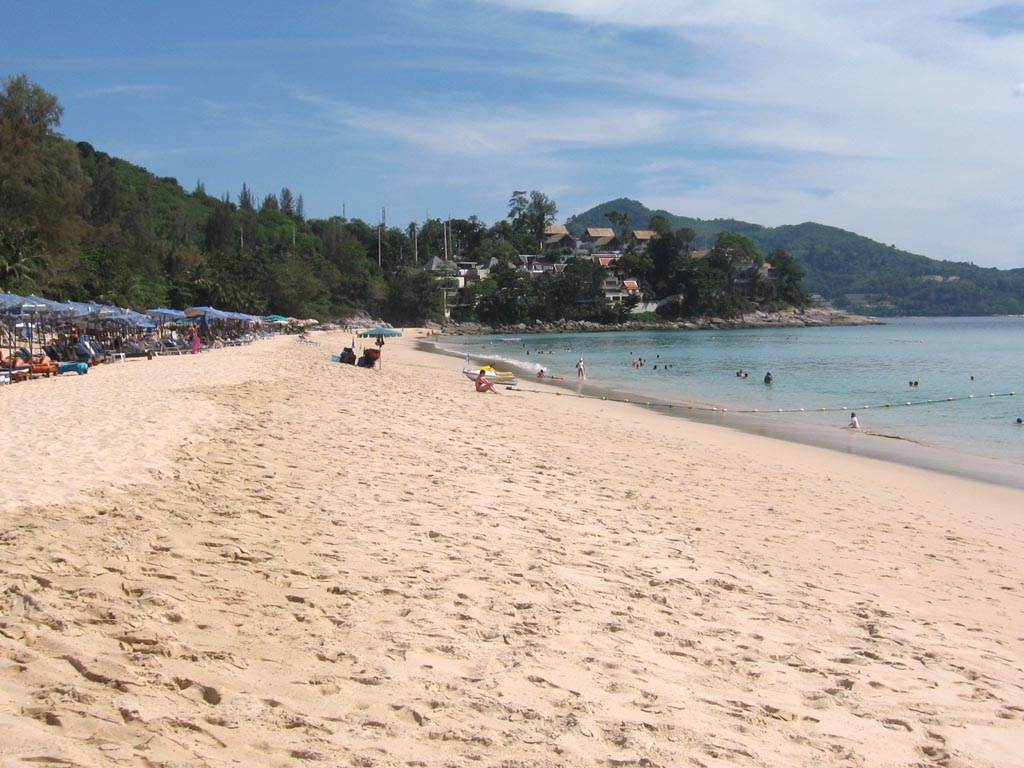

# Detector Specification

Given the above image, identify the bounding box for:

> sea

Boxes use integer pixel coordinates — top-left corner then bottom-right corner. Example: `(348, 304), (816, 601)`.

(435, 316), (1024, 488)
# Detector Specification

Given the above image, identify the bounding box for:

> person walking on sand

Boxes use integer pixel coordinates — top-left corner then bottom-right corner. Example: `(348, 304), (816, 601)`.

(474, 369), (501, 395)
(576, 358), (586, 380)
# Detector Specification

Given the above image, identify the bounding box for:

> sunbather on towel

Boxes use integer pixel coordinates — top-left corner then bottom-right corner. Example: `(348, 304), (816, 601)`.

(1, 354), (29, 369)
(18, 349), (53, 365)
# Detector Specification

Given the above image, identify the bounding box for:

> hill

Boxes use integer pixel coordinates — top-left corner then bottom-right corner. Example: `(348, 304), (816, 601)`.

(566, 199), (1024, 315)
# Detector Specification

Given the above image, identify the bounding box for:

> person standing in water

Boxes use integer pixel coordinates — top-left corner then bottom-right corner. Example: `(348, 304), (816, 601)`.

(763, 371), (773, 384)
(576, 358), (586, 379)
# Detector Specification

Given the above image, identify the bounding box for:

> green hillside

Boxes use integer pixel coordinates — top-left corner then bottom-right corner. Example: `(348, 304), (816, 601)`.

(566, 199), (1024, 315)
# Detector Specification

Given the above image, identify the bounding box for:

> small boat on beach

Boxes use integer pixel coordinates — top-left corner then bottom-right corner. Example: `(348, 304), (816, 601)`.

(463, 356), (518, 386)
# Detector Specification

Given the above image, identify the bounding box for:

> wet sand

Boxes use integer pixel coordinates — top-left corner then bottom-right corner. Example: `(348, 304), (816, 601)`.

(441, 342), (1024, 491)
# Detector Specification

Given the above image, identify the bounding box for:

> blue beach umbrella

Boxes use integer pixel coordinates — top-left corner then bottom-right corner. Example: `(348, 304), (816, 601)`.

(146, 308), (187, 321)
(358, 327), (402, 338)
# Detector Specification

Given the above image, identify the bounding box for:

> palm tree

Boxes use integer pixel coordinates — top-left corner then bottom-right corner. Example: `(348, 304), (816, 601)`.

(0, 228), (43, 290)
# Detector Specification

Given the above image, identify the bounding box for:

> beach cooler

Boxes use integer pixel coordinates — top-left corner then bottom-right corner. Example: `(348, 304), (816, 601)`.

(59, 362), (89, 375)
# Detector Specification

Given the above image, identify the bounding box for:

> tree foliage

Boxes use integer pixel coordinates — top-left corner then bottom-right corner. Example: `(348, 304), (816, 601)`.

(2, 78), (827, 326)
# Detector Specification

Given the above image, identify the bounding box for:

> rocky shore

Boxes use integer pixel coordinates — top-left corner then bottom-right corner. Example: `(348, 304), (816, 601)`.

(431, 305), (879, 335)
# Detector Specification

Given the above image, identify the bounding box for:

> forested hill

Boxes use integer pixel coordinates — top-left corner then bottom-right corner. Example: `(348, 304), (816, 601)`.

(566, 198), (1024, 315)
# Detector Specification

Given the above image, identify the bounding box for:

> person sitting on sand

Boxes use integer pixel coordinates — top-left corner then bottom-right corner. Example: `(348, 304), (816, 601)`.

(847, 412), (860, 429)
(536, 368), (563, 380)
(475, 369), (501, 394)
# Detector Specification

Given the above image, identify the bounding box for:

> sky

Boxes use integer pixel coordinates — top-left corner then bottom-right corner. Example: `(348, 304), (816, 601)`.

(2, 0), (1023, 268)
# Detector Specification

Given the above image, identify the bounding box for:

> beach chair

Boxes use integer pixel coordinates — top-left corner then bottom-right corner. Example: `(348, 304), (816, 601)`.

(15, 349), (59, 377)
(159, 337), (188, 355)
(75, 338), (109, 365)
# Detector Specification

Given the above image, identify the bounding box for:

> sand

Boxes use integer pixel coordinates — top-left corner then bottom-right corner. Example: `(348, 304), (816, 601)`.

(1, 331), (1022, 768)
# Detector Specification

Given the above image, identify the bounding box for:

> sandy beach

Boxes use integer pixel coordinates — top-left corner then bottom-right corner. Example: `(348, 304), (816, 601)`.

(2, 331), (1022, 768)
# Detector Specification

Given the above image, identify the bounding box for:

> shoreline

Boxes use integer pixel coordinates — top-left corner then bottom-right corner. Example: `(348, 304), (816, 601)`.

(434, 305), (880, 336)
(424, 336), (1024, 490)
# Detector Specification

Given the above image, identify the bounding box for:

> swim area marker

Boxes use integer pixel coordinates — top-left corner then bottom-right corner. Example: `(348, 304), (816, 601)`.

(503, 386), (1016, 415)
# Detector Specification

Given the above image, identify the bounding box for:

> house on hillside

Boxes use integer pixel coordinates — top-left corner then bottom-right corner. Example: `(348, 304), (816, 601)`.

(631, 229), (658, 251)
(544, 224), (575, 251)
(588, 253), (642, 303)
(580, 227), (622, 254)
(517, 253), (565, 276)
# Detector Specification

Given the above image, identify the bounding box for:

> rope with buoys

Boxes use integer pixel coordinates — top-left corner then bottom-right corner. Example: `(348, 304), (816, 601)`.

(502, 385), (1017, 415)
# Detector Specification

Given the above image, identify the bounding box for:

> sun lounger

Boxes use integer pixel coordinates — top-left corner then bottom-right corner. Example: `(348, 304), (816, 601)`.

(28, 362), (59, 377)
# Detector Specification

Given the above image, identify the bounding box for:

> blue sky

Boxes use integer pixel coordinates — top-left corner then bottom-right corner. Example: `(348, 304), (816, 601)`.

(2, 0), (1023, 268)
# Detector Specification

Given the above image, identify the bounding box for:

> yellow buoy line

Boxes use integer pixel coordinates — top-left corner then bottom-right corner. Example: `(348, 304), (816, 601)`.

(504, 386), (1017, 415)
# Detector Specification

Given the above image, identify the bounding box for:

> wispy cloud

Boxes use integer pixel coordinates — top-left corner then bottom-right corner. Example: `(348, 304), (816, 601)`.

(454, 0), (1024, 265)
(77, 83), (176, 98)
(290, 87), (678, 157)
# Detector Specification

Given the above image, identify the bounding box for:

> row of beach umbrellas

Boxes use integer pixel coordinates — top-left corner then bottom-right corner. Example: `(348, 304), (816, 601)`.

(1, 293), (289, 358)
(0, 293), (289, 327)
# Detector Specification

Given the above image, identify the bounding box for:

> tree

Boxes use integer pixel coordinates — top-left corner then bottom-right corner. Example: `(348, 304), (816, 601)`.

(0, 227), (43, 290)
(280, 187), (295, 218)
(238, 183), (255, 212)
(766, 248), (810, 306)
(507, 190), (557, 252)
(0, 75), (86, 288)
(709, 231), (761, 273)
(605, 210), (631, 242)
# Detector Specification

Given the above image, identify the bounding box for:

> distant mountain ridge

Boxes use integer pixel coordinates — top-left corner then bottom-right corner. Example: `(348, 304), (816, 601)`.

(566, 198), (1024, 316)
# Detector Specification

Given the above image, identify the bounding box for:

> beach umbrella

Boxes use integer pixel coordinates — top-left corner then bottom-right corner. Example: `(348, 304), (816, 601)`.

(0, 292), (26, 312)
(184, 306), (232, 319)
(357, 327), (400, 370)
(8, 295), (73, 355)
(185, 307), (233, 340)
(0, 294), (26, 362)
(146, 308), (187, 321)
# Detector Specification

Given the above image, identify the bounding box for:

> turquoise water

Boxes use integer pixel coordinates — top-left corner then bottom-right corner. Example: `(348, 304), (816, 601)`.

(440, 317), (1024, 471)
